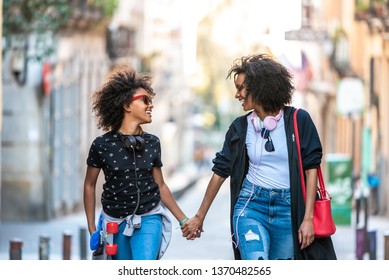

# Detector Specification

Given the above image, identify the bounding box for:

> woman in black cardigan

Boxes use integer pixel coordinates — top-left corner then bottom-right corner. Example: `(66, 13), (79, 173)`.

(182, 54), (336, 260)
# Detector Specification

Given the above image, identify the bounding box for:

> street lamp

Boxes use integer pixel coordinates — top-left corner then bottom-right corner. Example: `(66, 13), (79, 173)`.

(330, 28), (351, 77)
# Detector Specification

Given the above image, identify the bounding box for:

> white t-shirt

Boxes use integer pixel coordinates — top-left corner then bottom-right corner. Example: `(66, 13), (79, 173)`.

(245, 112), (290, 189)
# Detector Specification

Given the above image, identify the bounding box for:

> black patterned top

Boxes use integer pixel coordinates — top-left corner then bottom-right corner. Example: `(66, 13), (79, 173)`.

(86, 131), (163, 218)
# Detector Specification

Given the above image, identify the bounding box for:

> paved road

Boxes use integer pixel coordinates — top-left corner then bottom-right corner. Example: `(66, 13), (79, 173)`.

(163, 175), (234, 260)
(1, 172), (389, 260)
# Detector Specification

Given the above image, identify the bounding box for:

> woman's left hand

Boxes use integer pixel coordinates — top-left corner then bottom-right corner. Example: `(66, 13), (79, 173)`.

(298, 219), (315, 249)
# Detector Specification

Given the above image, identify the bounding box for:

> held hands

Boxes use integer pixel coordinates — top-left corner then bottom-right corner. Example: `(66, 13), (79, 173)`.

(181, 216), (204, 240)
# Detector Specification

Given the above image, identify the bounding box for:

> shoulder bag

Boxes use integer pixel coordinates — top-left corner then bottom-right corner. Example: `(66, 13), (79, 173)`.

(294, 109), (336, 238)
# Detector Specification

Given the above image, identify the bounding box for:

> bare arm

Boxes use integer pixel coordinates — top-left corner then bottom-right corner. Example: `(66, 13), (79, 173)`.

(181, 173), (226, 239)
(83, 166), (101, 235)
(153, 167), (187, 224)
(298, 168), (317, 249)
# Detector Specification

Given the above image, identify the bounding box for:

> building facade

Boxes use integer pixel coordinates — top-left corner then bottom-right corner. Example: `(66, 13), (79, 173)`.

(1, 0), (197, 221)
(321, 0), (389, 216)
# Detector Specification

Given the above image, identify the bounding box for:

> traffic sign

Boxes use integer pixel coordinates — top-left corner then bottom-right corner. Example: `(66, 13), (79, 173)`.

(336, 77), (365, 116)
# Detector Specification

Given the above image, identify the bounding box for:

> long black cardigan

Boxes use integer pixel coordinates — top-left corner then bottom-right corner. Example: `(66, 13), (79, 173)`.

(212, 106), (336, 260)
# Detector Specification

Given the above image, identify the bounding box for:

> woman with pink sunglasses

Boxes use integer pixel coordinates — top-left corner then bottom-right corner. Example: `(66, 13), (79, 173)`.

(83, 65), (192, 260)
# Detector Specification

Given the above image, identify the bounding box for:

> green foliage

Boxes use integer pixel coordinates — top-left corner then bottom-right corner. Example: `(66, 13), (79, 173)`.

(2, 0), (118, 61)
(355, 0), (369, 10)
(3, 0), (71, 60)
(90, 0), (118, 17)
(356, 0), (388, 10)
(332, 27), (348, 43)
(3, 0), (72, 36)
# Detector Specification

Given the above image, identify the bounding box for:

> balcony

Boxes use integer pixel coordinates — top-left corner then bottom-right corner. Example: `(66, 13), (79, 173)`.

(63, 0), (105, 31)
(355, 0), (389, 32)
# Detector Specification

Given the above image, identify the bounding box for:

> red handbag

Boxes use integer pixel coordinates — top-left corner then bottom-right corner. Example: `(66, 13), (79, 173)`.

(293, 109), (336, 238)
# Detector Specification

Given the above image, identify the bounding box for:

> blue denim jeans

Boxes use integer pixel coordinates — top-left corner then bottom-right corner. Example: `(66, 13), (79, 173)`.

(233, 179), (294, 260)
(112, 214), (162, 260)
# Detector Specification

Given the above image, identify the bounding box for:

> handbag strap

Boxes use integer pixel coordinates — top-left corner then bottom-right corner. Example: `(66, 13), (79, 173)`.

(293, 109), (328, 201)
(317, 166), (327, 198)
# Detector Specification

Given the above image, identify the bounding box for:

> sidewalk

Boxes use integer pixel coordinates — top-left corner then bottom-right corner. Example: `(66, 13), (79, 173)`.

(332, 213), (389, 259)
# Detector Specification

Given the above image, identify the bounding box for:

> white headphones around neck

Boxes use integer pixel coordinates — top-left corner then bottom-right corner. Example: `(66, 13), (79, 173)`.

(251, 110), (282, 132)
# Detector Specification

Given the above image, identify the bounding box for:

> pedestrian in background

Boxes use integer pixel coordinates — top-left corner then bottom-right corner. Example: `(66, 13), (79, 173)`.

(182, 54), (336, 260)
(83, 65), (192, 260)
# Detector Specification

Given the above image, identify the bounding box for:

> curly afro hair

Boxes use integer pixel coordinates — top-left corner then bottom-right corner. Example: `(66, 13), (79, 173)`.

(91, 65), (155, 132)
(226, 54), (294, 113)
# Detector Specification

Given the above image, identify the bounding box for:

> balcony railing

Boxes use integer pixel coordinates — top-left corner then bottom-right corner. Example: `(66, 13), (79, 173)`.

(64, 0), (108, 30)
(355, 0), (389, 31)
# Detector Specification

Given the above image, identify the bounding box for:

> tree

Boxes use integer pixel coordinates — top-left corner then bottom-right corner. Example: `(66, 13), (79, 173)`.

(2, 0), (118, 61)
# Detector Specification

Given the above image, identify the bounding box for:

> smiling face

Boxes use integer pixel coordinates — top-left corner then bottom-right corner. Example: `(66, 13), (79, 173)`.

(128, 87), (154, 124)
(234, 73), (254, 111)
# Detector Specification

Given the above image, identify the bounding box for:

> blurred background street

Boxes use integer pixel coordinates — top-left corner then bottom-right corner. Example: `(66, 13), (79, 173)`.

(1, 0), (389, 261)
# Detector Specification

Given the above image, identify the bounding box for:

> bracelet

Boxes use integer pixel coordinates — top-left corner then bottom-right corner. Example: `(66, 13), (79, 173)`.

(179, 217), (189, 228)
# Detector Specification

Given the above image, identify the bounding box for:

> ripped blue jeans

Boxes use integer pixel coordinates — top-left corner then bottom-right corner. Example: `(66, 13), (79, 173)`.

(233, 179), (294, 260)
